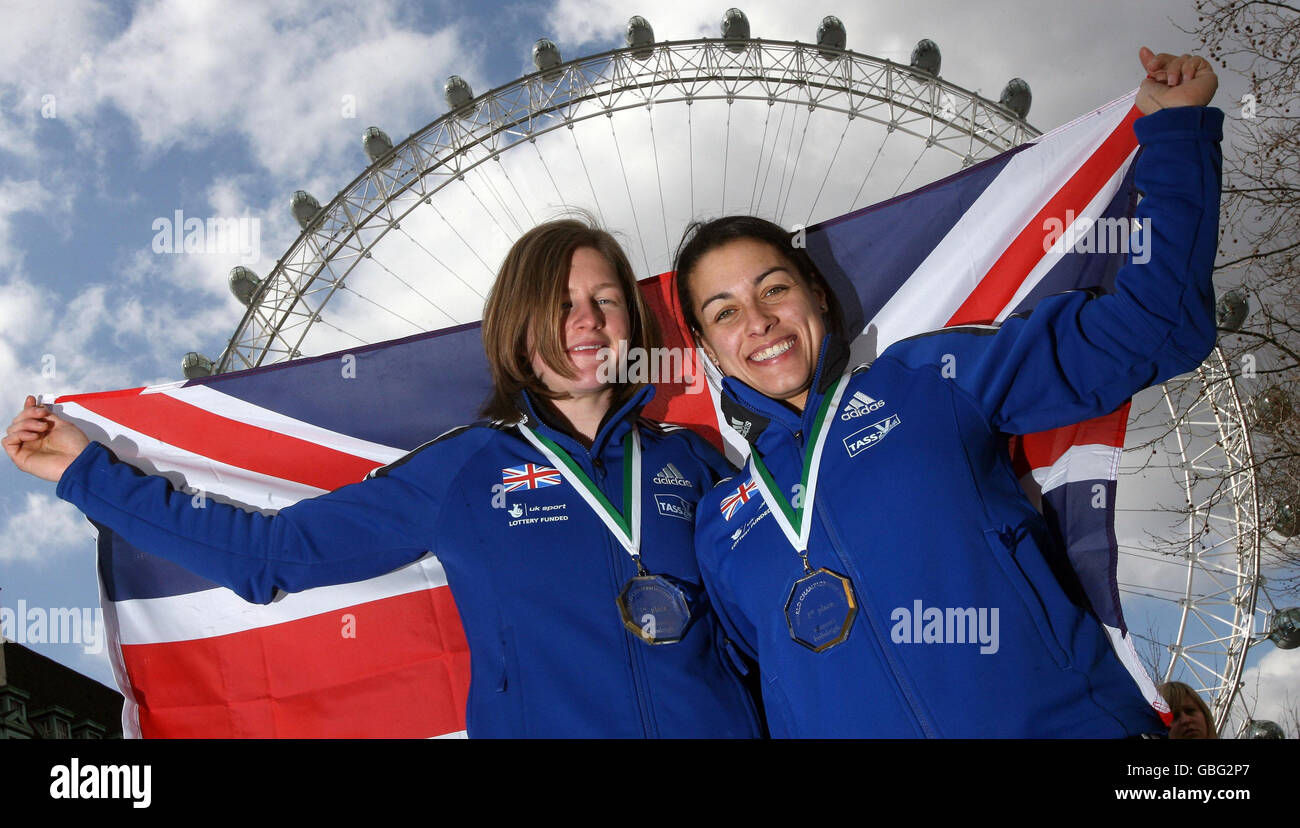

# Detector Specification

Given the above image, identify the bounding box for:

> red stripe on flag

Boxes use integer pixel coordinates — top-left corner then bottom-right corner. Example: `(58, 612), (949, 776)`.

(70, 391), (381, 491)
(118, 586), (470, 738)
(947, 106), (1142, 326)
(1008, 403), (1131, 479)
(639, 271), (724, 452)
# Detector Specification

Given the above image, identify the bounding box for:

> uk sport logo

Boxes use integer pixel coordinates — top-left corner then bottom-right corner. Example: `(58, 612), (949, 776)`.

(720, 479), (759, 521)
(501, 463), (562, 491)
(840, 390), (886, 420)
(652, 463), (694, 488)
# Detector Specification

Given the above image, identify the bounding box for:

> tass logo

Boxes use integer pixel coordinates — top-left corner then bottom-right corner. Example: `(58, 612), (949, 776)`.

(654, 494), (695, 522)
(843, 414), (901, 457)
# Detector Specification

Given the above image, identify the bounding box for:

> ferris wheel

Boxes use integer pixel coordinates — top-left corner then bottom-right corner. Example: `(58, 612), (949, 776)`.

(182, 10), (1294, 736)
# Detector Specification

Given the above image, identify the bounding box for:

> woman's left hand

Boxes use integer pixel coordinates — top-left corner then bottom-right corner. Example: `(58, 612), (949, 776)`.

(1136, 47), (1218, 114)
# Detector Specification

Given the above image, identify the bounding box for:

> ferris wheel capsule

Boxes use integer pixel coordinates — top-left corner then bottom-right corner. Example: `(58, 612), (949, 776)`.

(362, 127), (394, 164)
(722, 8), (750, 52)
(533, 38), (563, 80)
(182, 352), (214, 379)
(910, 39), (941, 76)
(1216, 289), (1249, 332)
(1271, 498), (1300, 538)
(291, 190), (322, 230)
(816, 16), (846, 59)
(1270, 607), (1300, 649)
(1242, 719), (1285, 739)
(228, 266), (262, 306)
(626, 16), (654, 59)
(444, 75), (475, 116)
(999, 78), (1032, 120)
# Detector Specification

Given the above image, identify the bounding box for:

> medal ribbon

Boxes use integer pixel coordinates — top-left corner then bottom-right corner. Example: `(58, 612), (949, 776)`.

(517, 425), (642, 563)
(747, 373), (851, 560)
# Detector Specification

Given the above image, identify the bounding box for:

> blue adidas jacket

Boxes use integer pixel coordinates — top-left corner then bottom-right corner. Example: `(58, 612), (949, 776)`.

(57, 387), (763, 738)
(694, 106), (1223, 737)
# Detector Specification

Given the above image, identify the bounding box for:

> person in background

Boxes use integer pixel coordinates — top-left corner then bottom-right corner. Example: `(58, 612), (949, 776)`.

(1160, 681), (1218, 739)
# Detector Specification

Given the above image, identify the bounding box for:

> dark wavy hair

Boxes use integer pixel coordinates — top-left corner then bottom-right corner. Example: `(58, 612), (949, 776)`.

(672, 215), (844, 339)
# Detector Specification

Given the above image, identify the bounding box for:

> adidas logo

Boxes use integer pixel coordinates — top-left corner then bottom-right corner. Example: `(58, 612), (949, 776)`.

(840, 390), (886, 420)
(729, 417), (752, 438)
(653, 463), (694, 487)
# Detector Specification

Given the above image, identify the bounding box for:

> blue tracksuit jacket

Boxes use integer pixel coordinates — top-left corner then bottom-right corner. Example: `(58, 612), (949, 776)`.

(694, 106), (1223, 737)
(57, 386), (763, 738)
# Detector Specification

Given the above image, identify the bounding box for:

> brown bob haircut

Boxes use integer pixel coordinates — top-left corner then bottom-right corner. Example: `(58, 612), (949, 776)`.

(480, 215), (661, 423)
(1158, 681), (1218, 738)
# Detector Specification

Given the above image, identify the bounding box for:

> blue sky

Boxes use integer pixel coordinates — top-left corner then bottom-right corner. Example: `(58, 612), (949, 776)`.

(2, 0), (1295, 733)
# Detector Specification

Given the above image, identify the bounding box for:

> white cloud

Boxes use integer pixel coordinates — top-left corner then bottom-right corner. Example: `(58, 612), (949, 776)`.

(1234, 646), (1300, 737)
(89, 0), (480, 179)
(0, 492), (93, 564)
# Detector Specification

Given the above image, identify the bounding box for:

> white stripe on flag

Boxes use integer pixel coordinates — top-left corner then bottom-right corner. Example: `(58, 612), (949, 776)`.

(1030, 443), (1123, 493)
(55, 400), (328, 509)
(866, 92), (1135, 355)
(113, 553), (451, 644)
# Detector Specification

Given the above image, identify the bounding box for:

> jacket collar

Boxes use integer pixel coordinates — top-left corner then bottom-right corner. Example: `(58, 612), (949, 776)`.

(719, 333), (849, 450)
(515, 385), (655, 459)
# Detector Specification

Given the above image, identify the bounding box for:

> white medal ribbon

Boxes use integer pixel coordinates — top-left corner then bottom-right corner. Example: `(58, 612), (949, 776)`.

(747, 374), (851, 556)
(517, 425), (642, 561)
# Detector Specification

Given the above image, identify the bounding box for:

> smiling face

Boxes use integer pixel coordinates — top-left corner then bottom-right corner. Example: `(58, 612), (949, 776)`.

(688, 237), (828, 411)
(528, 245), (631, 403)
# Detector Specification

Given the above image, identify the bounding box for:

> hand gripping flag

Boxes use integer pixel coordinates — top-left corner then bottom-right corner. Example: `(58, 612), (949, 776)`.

(50, 90), (1164, 737)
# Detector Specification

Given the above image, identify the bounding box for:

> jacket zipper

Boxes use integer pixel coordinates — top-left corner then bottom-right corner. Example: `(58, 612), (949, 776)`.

(794, 377), (938, 738)
(590, 452), (657, 738)
(814, 495), (938, 737)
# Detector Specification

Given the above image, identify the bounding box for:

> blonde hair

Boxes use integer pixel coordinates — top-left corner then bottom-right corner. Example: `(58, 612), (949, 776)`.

(1159, 681), (1218, 739)
(479, 216), (660, 422)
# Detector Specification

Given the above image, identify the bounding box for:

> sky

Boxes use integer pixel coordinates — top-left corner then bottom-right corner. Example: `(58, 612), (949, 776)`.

(0, 0), (1296, 735)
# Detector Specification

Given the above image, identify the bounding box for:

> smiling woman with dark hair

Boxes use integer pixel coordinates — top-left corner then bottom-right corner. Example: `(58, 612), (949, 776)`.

(674, 48), (1223, 738)
(6, 216), (761, 739)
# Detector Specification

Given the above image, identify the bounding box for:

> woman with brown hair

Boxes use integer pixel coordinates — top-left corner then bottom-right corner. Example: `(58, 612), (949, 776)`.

(5, 217), (762, 738)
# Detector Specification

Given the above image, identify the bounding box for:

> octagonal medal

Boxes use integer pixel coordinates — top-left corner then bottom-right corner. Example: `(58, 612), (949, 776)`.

(619, 575), (695, 645)
(785, 567), (857, 652)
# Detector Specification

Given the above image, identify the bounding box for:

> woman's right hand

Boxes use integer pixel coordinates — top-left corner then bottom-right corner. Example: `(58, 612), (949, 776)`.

(3, 395), (91, 483)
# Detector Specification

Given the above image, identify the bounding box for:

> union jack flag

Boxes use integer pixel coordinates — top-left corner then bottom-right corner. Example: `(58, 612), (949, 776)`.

(45, 90), (1167, 737)
(720, 480), (759, 521)
(501, 463), (562, 491)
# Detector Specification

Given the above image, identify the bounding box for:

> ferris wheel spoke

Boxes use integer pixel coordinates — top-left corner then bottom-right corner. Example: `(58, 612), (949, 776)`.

(892, 139), (932, 198)
(776, 104), (813, 224)
(569, 125), (607, 227)
(804, 115), (852, 226)
(753, 95), (790, 214)
(530, 138), (567, 208)
(364, 252), (459, 326)
(396, 226), (486, 301)
(607, 116), (652, 276)
(430, 203), (497, 279)
(336, 279), (428, 332)
(747, 103), (774, 214)
(646, 105), (671, 259)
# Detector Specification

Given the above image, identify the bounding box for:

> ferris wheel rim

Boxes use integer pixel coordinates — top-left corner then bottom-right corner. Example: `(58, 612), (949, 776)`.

(216, 36), (1039, 374)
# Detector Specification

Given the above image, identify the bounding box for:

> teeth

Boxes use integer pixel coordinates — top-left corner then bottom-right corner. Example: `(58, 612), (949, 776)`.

(750, 339), (793, 362)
